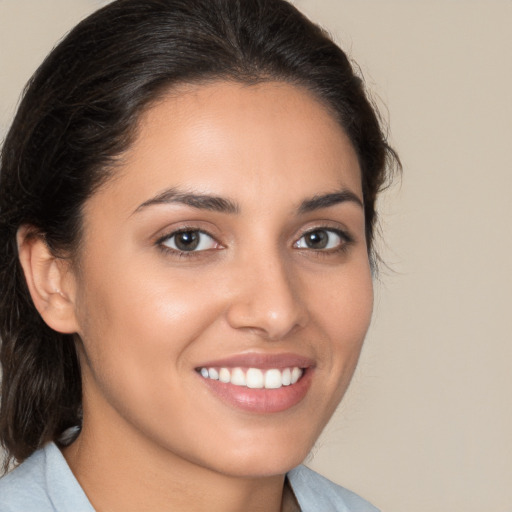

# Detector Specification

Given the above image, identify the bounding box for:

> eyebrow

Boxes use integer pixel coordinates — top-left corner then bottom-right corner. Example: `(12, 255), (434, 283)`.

(133, 187), (363, 215)
(134, 187), (240, 214)
(298, 190), (364, 213)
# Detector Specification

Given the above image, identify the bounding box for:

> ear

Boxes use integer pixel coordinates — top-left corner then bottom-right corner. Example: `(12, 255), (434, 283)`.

(17, 226), (79, 334)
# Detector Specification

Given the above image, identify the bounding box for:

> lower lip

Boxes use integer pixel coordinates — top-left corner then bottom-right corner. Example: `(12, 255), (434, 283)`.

(198, 369), (313, 414)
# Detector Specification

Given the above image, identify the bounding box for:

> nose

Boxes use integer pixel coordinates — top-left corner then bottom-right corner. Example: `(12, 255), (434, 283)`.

(225, 253), (309, 340)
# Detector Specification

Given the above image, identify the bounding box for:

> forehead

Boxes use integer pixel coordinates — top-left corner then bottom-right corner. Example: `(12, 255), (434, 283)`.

(92, 80), (362, 215)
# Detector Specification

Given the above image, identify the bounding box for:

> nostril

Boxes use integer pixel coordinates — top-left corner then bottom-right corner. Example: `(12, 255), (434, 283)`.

(224, 260), (309, 338)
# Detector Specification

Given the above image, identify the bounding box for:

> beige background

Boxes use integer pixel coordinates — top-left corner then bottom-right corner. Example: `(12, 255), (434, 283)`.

(1, 1), (511, 511)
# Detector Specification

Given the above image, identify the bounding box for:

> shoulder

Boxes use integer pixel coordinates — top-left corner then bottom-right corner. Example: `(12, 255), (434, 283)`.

(0, 446), (52, 512)
(287, 465), (380, 512)
(0, 443), (94, 512)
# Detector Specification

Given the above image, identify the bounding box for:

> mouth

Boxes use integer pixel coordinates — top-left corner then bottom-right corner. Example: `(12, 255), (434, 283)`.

(195, 354), (314, 413)
(197, 366), (304, 389)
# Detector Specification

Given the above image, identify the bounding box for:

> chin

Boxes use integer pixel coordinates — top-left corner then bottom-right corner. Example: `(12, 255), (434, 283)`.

(202, 433), (314, 479)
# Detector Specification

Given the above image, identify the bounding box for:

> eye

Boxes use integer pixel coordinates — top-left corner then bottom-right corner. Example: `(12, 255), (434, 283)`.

(294, 228), (348, 251)
(160, 230), (218, 252)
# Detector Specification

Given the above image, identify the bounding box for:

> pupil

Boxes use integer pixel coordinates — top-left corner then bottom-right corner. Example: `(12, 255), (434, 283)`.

(176, 231), (199, 251)
(306, 230), (328, 249)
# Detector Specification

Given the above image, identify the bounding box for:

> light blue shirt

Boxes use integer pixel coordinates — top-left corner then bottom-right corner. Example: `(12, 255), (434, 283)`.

(0, 443), (380, 511)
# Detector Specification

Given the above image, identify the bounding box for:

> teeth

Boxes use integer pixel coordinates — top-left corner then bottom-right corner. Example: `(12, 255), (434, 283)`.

(282, 368), (291, 386)
(231, 368), (246, 386)
(264, 369), (282, 389)
(246, 368), (264, 388)
(291, 367), (302, 384)
(199, 366), (304, 389)
(219, 367), (231, 383)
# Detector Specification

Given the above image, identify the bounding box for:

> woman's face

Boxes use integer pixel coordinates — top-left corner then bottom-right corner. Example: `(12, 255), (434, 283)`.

(70, 81), (373, 477)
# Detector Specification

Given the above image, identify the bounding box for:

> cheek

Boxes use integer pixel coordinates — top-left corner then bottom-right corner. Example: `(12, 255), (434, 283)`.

(73, 268), (220, 429)
(309, 261), (373, 372)
(301, 263), (373, 428)
(73, 258), (231, 394)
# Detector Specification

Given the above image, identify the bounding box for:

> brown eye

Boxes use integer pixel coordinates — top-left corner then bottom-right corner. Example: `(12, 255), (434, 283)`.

(294, 229), (347, 250)
(161, 230), (217, 252)
(304, 230), (329, 249)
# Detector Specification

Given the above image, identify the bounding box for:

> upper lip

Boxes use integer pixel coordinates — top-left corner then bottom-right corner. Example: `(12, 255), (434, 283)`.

(196, 352), (315, 370)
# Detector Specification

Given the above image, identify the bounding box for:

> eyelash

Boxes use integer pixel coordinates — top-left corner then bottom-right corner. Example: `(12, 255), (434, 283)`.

(155, 226), (354, 259)
(294, 227), (354, 255)
(156, 228), (220, 259)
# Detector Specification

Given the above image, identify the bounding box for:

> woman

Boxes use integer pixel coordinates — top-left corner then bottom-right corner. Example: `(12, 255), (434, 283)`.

(0, 0), (398, 510)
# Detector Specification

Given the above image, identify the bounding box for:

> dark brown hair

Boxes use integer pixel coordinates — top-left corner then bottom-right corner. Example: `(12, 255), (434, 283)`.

(0, 0), (399, 469)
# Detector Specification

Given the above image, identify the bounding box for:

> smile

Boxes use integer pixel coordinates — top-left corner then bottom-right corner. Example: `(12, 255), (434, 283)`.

(198, 366), (303, 389)
(195, 354), (314, 414)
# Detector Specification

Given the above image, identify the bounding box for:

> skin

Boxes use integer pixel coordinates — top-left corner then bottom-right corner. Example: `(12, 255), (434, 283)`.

(20, 81), (373, 511)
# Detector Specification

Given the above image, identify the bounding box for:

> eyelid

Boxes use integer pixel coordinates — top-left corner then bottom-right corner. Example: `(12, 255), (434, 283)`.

(293, 226), (354, 251)
(296, 221), (353, 239)
(155, 227), (223, 255)
(152, 222), (354, 258)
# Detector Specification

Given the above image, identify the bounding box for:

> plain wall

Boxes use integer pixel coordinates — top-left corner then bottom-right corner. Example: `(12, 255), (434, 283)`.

(1, 1), (511, 511)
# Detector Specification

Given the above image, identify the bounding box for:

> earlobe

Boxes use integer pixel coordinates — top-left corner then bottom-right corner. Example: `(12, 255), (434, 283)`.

(17, 226), (79, 334)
